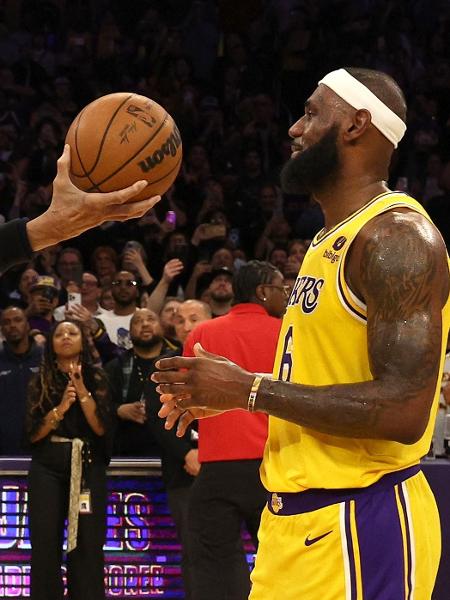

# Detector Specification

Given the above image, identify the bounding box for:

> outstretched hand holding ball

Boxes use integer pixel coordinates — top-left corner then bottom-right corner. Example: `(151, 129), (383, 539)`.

(26, 93), (182, 252)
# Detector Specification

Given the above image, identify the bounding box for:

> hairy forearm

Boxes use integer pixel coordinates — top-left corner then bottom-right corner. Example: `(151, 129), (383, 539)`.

(255, 376), (432, 444)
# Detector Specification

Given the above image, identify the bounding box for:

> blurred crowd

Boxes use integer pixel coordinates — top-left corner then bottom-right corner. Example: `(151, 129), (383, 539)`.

(0, 0), (450, 459)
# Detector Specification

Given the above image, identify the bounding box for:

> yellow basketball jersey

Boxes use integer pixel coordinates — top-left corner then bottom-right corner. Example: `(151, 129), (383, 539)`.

(261, 191), (450, 492)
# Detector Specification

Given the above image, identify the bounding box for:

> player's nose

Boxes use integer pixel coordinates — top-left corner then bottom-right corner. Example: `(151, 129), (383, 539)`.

(288, 116), (305, 139)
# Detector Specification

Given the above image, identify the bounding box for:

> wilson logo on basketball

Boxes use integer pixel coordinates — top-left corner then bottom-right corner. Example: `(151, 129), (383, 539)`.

(138, 126), (182, 173)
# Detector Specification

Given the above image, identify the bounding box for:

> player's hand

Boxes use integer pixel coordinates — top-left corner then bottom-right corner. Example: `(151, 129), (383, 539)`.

(26, 145), (161, 251)
(152, 343), (254, 412)
(158, 393), (223, 436)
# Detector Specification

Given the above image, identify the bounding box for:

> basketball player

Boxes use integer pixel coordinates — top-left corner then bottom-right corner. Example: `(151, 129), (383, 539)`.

(0, 145), (159, 273)
(153, 67), (450, 599)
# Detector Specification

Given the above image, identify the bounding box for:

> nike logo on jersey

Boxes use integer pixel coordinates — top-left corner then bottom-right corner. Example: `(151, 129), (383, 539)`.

(333, 235), (347, 250)
(304, 530), (333, 546)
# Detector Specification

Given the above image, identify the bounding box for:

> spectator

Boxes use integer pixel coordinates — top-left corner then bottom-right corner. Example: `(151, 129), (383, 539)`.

(26, 320), (112, 599)
(0, 306), (42, 454)
(78, 272), (110, 317)
(182, 261), (286, 600)
(97, 271), (139, 349)
(201, 267), (234, 317)
(158, 297), (182, 348)
(210, 247), (234, 271)
(6, 266), (38, 308)
(174, 300), (212, 345)
(54, 272), (108, 322)
(55, 247), (84, 287)
(268, 246), (288, 272)
(26, 275), (60, 334)
(54, 247), (83, 304)
(105, 307), (198, 598)
(56, 275), (121, 366)
(90, 245), (119, 288)
(105, 308), (164, 457)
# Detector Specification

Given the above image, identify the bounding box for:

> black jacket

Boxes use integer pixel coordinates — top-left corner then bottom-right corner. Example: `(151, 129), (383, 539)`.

(0, 219), (33, 274)
(105, 345), (195, 489)
(0, 340), (42, 454)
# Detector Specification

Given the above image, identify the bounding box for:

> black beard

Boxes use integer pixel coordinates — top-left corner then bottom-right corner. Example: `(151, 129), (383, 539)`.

(280, 125), (340, 195)
(210, 291), (233, 304)
(131, 335), (162, 350)
(113, 294), (135, 305)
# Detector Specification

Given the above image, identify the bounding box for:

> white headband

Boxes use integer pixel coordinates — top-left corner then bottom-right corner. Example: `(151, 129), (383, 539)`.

(318, 69), (406, 148)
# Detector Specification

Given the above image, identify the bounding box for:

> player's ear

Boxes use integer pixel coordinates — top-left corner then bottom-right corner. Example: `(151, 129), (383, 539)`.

(343, 108), (371, 143)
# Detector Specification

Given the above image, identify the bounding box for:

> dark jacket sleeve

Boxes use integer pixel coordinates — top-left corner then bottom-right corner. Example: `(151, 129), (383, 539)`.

(145, 382), (192, 461)
(104, 357), (123, 411)
(0, 219), (33, 273)
(93, 326), (122, 367)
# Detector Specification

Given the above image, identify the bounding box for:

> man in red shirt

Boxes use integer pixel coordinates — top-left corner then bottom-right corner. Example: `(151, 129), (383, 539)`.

(183, 260), (288, 600)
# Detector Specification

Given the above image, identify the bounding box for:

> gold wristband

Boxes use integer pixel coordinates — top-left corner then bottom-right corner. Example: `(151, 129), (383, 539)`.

(247, 375), (263, 412)
(80, 392), (92, 404)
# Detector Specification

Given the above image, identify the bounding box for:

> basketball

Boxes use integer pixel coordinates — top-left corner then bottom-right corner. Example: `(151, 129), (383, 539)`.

(65, 93), (183, 200)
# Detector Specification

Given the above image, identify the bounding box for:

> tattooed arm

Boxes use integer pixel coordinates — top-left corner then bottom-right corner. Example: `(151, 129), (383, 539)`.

(154, 210), (449, 443)
(254, 210), (449, 443)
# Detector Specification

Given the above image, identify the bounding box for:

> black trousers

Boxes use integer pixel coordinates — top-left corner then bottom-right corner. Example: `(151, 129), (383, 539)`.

(188, 460), (266, 600)
(28, 442), (107, 600)
(167, 485), (193, 600)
